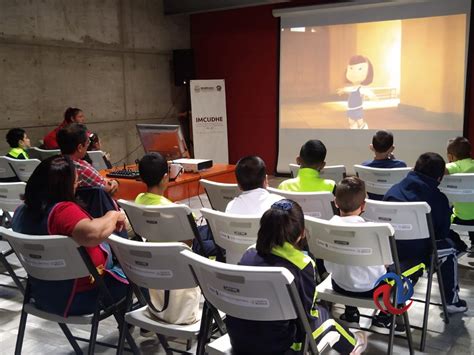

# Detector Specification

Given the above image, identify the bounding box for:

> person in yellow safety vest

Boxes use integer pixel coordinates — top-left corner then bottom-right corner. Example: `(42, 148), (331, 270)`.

(6, 128), (31, 160)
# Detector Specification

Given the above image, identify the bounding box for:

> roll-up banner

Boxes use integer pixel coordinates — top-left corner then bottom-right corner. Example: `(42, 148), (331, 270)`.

(190, 79), (229, 163)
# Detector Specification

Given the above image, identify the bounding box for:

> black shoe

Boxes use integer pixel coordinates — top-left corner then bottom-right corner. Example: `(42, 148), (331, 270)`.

(371, 313), (405, 335)
(339, 309), (360, 328)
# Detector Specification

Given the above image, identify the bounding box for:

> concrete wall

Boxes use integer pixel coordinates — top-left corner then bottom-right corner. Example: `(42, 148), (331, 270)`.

(0, 0), (189, 164)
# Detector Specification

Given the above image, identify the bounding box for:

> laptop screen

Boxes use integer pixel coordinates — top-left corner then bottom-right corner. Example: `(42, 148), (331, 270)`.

(136, 124), (189, 160)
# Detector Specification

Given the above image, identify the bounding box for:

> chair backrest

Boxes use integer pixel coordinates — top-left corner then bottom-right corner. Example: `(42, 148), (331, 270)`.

(108, 234), (197, 290)
(87, 151), (109, 171)
(289, 164), (346, 183)
(267, 187), (334, 220)
(0, 227), (89, 281)
(305, 216), (395, 266)
(363, 200), (431, 241)
(201, 208), (260, 264)
(200, 179), (240, 212)
(0, 156), (18, 180)
(118, 199), (197, 242)
(438, 173), (474, 203)
(4, 156), (41, 182)
(26, 147), (61, 161)
(353, 164), (411, 195)
(0, 182), (26, 212)
(181, 249), (298, 321)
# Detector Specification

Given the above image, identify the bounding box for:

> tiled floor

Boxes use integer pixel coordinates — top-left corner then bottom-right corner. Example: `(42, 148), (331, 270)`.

(1, 190), (474, 354)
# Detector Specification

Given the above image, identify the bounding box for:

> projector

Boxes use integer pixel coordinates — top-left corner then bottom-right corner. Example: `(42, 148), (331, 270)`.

(172, 158), (213, 172)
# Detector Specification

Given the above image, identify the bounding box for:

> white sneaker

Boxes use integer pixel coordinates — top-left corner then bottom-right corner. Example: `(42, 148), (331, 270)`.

(446, 299), (468, 314)
(350, 331), (368, 355)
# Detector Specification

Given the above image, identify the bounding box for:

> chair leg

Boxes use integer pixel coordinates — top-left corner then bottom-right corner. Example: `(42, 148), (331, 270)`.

(387, 313), (396, 355)
(420, 261), (435, 352)
(402, 312), (414, 355)
(0, 251), (25, 294)
(436, 264), (450, 324)
(88, 311), (100, 355)
(196, 302), (214, 355)
(14, 308), (28, 355)
(157, 335), (173, 355)
(58, 323), (83, 355)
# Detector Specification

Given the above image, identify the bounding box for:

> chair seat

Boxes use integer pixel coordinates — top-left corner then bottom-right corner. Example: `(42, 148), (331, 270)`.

(24, 303), (94, 325)
(125, 306), (201, 339)
(206, 334), (232, 355)
(316, 275), (375, 309)
(451, 224), (474, 233)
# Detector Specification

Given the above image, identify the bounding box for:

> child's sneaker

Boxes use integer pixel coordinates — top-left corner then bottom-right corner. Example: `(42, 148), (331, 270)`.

(350, 331), (367, 355)
(339, 309), (360, 328)
(446, 299), (468, 314)
(370, 312), (405, 335)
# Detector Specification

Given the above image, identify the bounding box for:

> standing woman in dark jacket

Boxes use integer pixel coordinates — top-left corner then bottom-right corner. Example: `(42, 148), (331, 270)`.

(225, 199), (367, 355)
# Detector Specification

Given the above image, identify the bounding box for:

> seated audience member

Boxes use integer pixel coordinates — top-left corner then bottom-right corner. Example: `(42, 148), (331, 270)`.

(325, 177), (392, 332)
(384, 152), (468, 313)
(226, 155), (283, 215)
(445, 137), (474, 250)
(44, 107), (86, 149)
(5, 128), (31, 159)
(11, 155), (127, 316)
(278, 139), (335, 193)
(136, 152), (217, 257)
(362, 130), (407, 200)
(134, 152), (200, 325)
(87, 132), (112, 168)
(226, 199), (366, 355)
(57, 123), (118, 195)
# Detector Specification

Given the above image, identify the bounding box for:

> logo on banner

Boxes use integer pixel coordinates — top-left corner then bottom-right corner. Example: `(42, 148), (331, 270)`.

(372, 272), (414, 315)
(194, 85), (216, 93)
(216, 85), (222, 91)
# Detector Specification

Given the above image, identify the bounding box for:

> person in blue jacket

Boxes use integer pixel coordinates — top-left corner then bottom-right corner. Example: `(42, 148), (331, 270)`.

(225, 199), (367, 354)
(383, 152), (468, 313)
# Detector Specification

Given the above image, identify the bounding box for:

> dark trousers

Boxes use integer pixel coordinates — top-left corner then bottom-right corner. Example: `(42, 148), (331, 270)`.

(332, 280), (376, 315)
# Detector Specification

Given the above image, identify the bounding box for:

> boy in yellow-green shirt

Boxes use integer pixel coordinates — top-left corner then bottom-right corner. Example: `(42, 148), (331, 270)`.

(445, 137), (474, 249)
(6, 128), (31, 160)
(278, 139), (336, 193)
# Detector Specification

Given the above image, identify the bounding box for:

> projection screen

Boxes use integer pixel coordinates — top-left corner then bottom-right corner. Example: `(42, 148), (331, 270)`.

(274, 0), (472, 173)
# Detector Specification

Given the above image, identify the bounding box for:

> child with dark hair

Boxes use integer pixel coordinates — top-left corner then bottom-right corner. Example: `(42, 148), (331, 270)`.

(87, 132), (112, 169)
(384, 152), (468, 313)
(226, 155), (283, 215)
(134, 152), (201, 326)
(325, 177), (391, 332)
(362, 130), (407, 169)
(278, 139), (336, 193)
(361, 130), (407, 200)
(44, 107), (86, 149)
(445, 137), (474, 249)
(5, 128), (31, 159)
(226, 199), (367, 355)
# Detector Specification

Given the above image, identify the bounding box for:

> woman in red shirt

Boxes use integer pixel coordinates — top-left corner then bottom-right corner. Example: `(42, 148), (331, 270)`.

(12, 155), (128, 316)
(43, 107), (86, 149)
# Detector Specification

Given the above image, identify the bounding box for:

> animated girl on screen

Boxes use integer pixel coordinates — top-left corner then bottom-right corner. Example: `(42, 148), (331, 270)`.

(338, 55), (375, 129)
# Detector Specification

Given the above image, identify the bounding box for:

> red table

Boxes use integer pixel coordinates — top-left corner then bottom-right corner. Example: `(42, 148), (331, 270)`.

(101, 164), (236, 201)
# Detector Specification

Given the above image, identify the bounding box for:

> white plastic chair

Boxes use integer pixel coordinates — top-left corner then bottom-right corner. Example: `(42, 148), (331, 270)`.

(353, 164), (411, 196)
(439, 173), (474, 234)
(200, 179), (240, 212)
(3, 156), (41, 182)
(200, 208), (260, 264)
(87, 150), (109, 171)
(289, 164), (346, 183)
(0, 182), (27, 293)
(0, 156), (18, 181)
(118, 199), (199, 241)
(181, 249), (325, 355)
(107, 235), (202, 354)
(363, 200), (449, 351)
(0, 227), (137, 354)
(267, 187), (335, 219)
(304, 216), (413, 354)
(26, 147), (60, 161)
